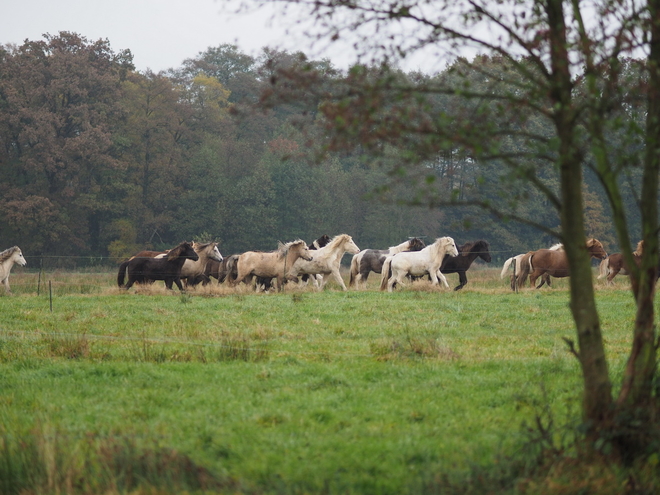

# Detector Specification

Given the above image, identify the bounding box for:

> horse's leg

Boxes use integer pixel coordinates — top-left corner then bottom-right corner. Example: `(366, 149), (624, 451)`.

(607, 267), (620, 284)
(1, 277), (11, 294)
(454, 271), (467, 291)
(173, 278), (185, 291)
(534, 272), (546, 289)
(331, 269), (348, 291)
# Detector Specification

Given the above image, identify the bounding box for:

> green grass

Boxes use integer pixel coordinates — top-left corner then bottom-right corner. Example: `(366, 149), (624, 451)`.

(0, 267), (649, 493)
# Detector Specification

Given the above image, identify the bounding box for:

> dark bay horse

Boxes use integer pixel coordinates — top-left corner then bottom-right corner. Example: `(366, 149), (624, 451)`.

(120, 241), (199, 291)
(521, 238), (607, 289)
(439, 240), (492, 291)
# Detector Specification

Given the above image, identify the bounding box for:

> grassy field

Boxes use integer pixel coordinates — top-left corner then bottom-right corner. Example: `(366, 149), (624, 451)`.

(0, 266), (648, 494)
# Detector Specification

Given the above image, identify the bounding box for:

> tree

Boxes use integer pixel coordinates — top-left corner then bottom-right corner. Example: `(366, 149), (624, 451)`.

(0, 32), (133, 255)
(249, 0), (660, 455)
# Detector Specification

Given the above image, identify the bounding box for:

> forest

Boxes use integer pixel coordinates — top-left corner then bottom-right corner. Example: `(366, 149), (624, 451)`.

(0, 32), (642, 266)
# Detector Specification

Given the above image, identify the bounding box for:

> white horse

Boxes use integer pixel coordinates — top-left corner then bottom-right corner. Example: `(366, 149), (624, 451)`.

(348, 237), (426, 289)
(291, 234), (360, 291)
(380, 237), (458, 292)
(0, 246), (27, 294)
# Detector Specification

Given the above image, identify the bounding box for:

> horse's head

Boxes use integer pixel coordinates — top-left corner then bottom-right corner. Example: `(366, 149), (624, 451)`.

(408, 237), (426, 252)
(587, 238), (607, 260)
(286, 240), (313, 261)
(209, 243), (224, 263)
(169, 242), (199, 262)
(14, 248), (27, 267)
(313, 234), (331, 249)
(434, 237), (458, 259)
(344, 236), (360, 255)
(476, 241), (492, 262)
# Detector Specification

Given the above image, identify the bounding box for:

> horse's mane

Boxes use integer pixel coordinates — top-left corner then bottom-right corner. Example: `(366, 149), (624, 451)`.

(634, 240), (644, 256)
(324, 234), (351, 249)
(0, 246), (20, 263)
(277, 239), (307, 259)
(459, 240), (489, 255)
(549, 243), (564, 251)
(167, 241), (191, 260)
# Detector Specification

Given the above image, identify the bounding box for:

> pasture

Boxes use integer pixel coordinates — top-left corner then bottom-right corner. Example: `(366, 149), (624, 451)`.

(0, 266), (647, 494)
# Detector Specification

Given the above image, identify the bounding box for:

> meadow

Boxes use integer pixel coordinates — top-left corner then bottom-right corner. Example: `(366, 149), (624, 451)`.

(0, 266), (646, 494)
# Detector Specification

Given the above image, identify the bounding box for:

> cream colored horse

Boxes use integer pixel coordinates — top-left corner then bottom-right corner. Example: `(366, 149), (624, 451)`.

(0, 246), (27, 294)
(380, 237), (458, 292)
(234, 240), (312, 292)
(291, 234), (360, 291)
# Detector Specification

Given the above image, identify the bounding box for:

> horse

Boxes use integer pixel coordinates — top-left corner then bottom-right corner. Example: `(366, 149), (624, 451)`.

(349, 238), (426, 289)
(204, 235), (331, 291)
(439, 240), (492, 291)
(234, 240), (312, 292)
(0, 246), (27, 294)
(120, 241), (199, 291)
(597, 241), (647, 284)
(519, 238), (607, 289)
(117, 242), (222, 287)
(380, 237), (459, 292)
(290, 234), (361, 291)
(501, 243), (563, 290)
(156, 242), (223, 286)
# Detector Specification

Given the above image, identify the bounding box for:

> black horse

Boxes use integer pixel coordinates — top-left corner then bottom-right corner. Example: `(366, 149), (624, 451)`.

(439, 240), (492, 290)
(120, 241), (199, 291)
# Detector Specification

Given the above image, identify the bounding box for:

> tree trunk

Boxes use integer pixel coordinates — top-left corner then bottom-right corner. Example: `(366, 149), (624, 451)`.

(616, 0), (660, 410)
(547, 0), (613, 427)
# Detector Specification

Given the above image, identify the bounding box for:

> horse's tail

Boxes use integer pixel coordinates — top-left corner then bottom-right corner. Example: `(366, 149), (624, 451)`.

(380, 257), (393, 291)
(117, 259), (130, 287)
(597, 257), (610, 279)
(517, 252), (533, 285)
(349, 254), (360, 287)
(500, 257), (514, 279)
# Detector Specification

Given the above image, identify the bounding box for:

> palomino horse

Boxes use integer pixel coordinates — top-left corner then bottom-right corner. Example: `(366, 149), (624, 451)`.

(234, 240), (312, 292)
(0, 246), (27, 294)
(597, 241), (644, 285)
(120, 241), (199, 291)
(290, 234), (360, 291)
(117, 242), (223, 287)
(209, 235), (331, 291)
(380, 237), (458, 292)
(520, 239), (607, 289)
(501, 243), (563, 290)
(349, 238), (426, 289)
(439, 240), (492, 291)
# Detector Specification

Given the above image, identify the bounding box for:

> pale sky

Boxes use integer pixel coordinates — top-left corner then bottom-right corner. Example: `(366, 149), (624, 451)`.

(0, 0), (346, 72)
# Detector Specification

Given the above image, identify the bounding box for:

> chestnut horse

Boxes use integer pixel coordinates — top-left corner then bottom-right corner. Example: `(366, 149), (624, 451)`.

(596, 240), (660, 284)
(501, 243), (562, 290)
(520, 239), (607, 289)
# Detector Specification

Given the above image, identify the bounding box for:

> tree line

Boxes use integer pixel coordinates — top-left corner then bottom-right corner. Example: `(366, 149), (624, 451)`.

(0, 32), (641, 265)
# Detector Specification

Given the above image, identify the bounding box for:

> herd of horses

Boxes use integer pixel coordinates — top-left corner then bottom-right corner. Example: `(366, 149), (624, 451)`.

(0, 236), (653, 295)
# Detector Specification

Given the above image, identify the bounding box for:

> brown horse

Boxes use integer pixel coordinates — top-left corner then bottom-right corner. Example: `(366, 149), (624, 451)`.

(234, 240), (313, 292)
(120, 241), (199, 291)
(597, 241), (655, 284)
(521, 239), (607, 289)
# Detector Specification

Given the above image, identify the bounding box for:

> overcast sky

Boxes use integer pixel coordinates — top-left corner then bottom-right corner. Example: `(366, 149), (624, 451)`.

(0, 0), (344, 72)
